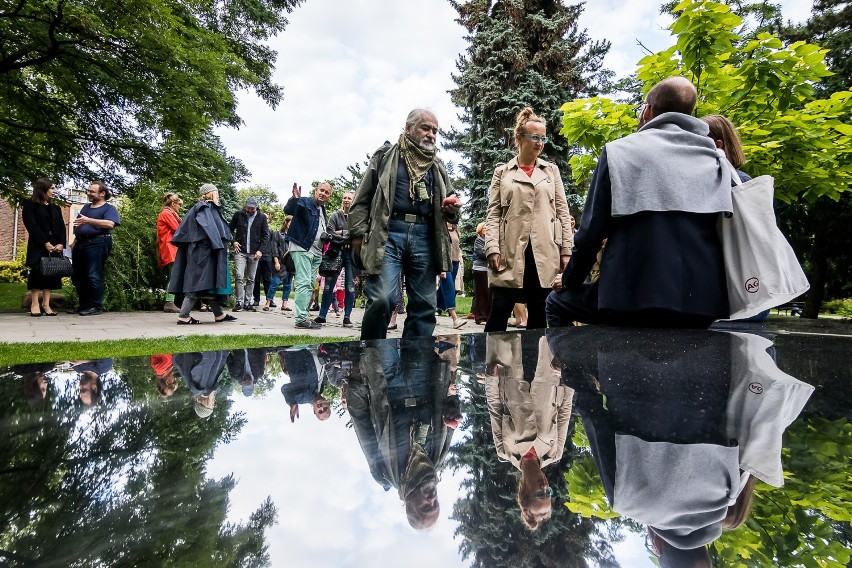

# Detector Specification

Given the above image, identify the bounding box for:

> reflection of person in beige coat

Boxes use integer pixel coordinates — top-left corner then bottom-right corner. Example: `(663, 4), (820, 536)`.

(484, 332), (574, 531)
(484, 107), (574, 332)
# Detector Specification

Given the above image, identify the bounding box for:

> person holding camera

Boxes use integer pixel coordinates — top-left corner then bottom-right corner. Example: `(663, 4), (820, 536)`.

(283, 182), (332, 329)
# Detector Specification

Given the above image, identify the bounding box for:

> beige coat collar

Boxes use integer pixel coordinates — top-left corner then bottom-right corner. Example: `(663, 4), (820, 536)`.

(504, 156), (552, 186)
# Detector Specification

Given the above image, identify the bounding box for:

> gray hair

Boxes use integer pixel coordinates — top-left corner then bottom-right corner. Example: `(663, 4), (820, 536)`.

(405, 108), (436, 130)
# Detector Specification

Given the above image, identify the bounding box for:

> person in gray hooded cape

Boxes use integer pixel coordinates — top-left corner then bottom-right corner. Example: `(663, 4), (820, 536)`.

(168, 184), (236, 324)
(173, 350), (229, 419)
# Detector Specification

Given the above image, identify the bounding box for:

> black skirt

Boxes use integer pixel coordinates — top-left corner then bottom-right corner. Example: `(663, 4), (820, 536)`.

(27, 252), (64, 291)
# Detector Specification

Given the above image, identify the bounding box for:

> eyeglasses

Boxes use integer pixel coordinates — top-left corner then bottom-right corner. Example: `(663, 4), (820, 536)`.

(535, 486), (553, 500)
(522, 134), (548, 144)
(634, 101), (648, 118)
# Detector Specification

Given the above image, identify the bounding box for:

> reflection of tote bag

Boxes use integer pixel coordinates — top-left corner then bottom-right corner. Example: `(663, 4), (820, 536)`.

(718, 161), (809, 320)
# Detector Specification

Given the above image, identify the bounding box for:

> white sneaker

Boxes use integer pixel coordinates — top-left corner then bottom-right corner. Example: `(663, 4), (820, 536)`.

(452, 319), (467, 329)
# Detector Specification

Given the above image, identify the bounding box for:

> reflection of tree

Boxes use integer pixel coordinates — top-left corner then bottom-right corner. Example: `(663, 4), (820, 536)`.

(0, 356), (276, 566)
(449, 338), (620, 567)
(711, 416), (852, 567)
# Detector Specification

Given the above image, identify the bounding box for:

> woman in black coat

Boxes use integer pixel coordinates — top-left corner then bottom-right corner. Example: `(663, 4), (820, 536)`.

(22, 178), (66, 316)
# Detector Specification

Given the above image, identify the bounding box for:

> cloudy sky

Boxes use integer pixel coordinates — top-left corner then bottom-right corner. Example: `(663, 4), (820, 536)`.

(216, 0), (813, 202)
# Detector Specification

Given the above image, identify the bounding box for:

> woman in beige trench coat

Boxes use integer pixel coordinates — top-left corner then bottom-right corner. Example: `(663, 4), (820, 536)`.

(484, 107), (573, 332)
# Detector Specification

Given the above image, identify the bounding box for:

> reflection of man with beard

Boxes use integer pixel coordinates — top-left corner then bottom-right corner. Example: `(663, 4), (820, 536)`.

(485, 330), (574, 531)
(346, 337), (460, 529)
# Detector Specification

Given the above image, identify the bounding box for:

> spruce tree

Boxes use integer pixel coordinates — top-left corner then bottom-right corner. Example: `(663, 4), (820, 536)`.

(445, 0), (611, 229)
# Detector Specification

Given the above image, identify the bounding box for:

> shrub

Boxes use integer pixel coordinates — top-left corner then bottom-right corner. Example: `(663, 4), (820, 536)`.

(823, 298), (852, 318)
(102, 185), (170, 311)
(0, 248), (27, 284)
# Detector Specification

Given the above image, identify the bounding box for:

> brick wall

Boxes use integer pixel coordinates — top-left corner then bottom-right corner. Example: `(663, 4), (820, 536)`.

(0, 199), (73, 262)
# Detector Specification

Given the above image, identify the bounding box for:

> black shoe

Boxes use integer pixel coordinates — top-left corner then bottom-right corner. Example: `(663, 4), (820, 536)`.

(313, 317), (326, 324)
(252, 302), (260, 307)
(244, 305), (257, 312)
(342, 318), (353, 327)
(309, 303), (320, 311)
(269, 301), (277, 308)
(79, 307), (102, 316)
(295, 320), (322, 329)
(232, 303), (243, 312)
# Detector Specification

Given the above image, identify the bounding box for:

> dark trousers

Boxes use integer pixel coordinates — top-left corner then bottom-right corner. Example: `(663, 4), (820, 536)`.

(484, 245), (549, 332)
(253, 256), (273, 305)
(72, 236), (112, 310)
(471, 270), (491, 322)
(545, 281), (716, 329)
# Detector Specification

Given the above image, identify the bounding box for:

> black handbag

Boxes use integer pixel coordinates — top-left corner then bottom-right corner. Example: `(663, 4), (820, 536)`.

(318, 250), (343, 277)
(40, 252), (73, 278)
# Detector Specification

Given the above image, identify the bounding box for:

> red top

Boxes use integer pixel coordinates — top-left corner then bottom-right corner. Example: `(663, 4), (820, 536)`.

(519, 164), (535, 177)
(150, 354), (173, 376)
(156, 208), (181, 267)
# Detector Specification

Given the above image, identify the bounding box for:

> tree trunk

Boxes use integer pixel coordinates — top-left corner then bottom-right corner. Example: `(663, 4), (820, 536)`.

(803, 235), (827, 318)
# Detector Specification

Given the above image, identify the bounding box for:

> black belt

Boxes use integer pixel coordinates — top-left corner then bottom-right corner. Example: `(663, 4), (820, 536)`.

(390, 212), (429, 224)
(75, 234), (111, 243)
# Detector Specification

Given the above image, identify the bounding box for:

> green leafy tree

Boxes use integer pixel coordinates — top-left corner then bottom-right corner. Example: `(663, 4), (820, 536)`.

(559, 0), (852, 316)
(0, 0), (302, 199)
(0, 358), (276, 566)
(446, 0), (611, 235)
(776, 0), (852, 312)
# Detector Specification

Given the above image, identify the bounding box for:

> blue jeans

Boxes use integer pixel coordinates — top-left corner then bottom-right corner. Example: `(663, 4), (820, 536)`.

(319, 249), (355, 319)
(437, 260), (459, 311)
(362, 219), (437, 340)
(280, 272), (293, 302)
(291, 250), (322, 324)
(266, 273), (282, 302)
(72, 236), (112, 310)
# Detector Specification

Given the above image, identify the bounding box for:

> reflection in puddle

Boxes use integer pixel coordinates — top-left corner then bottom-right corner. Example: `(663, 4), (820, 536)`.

(0, 328), (848, 567)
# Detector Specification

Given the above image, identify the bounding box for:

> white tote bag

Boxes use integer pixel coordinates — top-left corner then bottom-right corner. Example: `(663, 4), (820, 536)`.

(718, 161), (809, 320)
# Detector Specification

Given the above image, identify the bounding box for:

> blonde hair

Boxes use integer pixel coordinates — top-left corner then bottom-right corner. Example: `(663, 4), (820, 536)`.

(516, 475), (552, 532)
(702, 114), (746, 169)
(513, 107), (546, 148)
(162, 192), (180, 207)
(723, 474), (757, 530)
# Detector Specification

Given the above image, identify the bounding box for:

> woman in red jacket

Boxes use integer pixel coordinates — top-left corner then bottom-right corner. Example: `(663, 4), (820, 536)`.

(157, 193), (183, 312)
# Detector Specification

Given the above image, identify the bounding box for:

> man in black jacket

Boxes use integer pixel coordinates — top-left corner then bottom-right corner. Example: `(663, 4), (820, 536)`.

(229, 197), (270, 312)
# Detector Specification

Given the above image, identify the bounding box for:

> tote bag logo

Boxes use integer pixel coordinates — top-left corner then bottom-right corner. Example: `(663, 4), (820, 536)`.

(745, 277), (760, 294)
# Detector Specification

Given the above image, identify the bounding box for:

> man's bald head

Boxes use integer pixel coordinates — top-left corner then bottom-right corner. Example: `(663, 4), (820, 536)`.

(646, 76), (698, 117)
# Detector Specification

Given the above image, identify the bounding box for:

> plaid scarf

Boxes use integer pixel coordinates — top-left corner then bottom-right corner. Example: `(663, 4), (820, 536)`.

(399, 132), (436, 202)
(398, 431), (437, 501)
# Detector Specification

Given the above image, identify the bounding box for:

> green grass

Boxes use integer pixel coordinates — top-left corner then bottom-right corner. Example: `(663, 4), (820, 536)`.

(0, 333), (357, 366)
(0, 281), (75, 312)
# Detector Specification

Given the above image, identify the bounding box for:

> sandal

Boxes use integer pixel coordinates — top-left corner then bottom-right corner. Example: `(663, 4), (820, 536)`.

(177, 317), (202, 325)
(215, 314), (238, 323)
(281, 305), (292, 311)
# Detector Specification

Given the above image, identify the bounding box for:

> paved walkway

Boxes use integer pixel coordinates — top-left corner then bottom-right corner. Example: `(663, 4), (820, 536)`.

(0, 306), (487, 344)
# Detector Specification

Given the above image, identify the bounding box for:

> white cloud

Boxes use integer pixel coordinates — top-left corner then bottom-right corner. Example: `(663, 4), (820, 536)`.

(207, 374), (466, 567)
(216, 0), (815, 200)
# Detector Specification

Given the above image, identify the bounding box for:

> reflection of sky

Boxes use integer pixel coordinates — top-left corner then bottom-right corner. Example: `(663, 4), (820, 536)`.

(207, 371), (470, 568)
